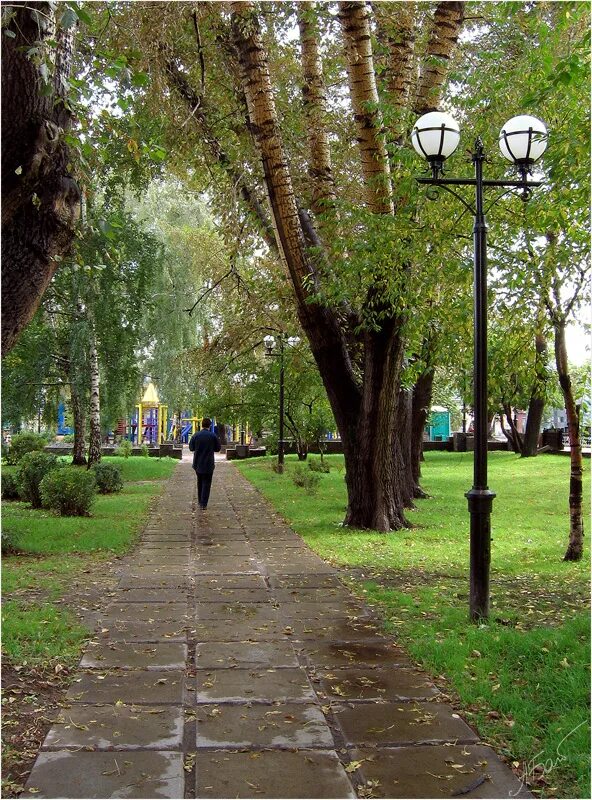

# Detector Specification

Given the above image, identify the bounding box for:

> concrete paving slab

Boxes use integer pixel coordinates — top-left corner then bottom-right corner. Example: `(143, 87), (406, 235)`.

(80, 641), (187, 670)
(195, 749), (356, 798)
(289, 618), (386, 641)
(333, 702), (479, 746)
(94, 619), (187, 641)
(299, 640), (414, 668)
(196, 667), (316, 703)
(103, 603), (189, 621)
(117, 576), (190, 589)
(195, 703), (333, 749)
(195, 602), (280, 622)
(268, 574), (345, 589)
(25, 751), (184, 798)
(196, 542), (253, 556)
(263, 561), (337, 576)
(279, 601), (372, 620)
(112, 589), (188, 604)
(196, 574), (267, 589)
(317, 666), (439, 701)
(350, 745), (531, 798)
(193, 619), (292, 641)
(41, 704), (184, 750)
(272, 587), (352, 603)
(194, 587), (272, 603)
(120, 566), (192, 576)
(193, 556), (259, 574)
(132, 556), (189, 565)
(66, 670), (185, 704)
(195, 641), (300, 669)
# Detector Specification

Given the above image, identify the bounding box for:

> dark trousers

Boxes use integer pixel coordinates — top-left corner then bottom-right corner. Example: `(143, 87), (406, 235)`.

(197, 472), (213, 508)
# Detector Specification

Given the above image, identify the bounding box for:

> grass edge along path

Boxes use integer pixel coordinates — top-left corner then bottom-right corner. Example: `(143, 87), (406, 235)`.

(1, 456), (179, 797)
(236, 452), (591, 799)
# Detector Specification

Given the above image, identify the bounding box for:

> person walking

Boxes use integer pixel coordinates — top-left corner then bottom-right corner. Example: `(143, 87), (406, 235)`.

(189, 417), (221, 510)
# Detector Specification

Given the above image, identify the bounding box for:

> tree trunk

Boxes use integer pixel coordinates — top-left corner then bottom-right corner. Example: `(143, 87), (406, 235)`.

(501, 402), (524, 454)
(522, 330), (548, 457)
(1, 3), (80, 355)
(87, 324), (102, 467)
(70, 383), (87, 466)
(297, 2), (336, 216)
(338, 1), (393, 214)
(554, 319), (584, 561)
(413, 2), (465, 114)
(411, 367), (435, 496)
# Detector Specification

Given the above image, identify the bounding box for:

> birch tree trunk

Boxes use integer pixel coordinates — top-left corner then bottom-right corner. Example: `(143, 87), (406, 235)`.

(1, 3), (80, 355)
(87, 322), (102, 467)
(554, 318), (584, 561)
(70, 381), (87, 466)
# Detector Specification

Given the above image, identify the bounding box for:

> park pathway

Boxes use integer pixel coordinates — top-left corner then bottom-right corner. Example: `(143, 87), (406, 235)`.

(25, 457), (529, 799)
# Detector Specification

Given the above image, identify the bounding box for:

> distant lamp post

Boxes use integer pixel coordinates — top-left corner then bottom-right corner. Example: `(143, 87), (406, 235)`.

(264, 334), (299, 474)
(412, 111), (547, 621)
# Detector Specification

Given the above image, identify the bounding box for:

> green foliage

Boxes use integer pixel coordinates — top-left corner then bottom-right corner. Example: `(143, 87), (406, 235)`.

(40, 468), (97, 517)
(291, 464), (321, 494)
(139, 443), (150, 457)
(91, 462), (123, 494)
(16, 452), (59, 509)
(309, 457), (330, 473)
(5, 432), (47, 465)
(1, 529), (22, 555)
(115, 438), (133, 458)
(60, 433), (77, 443)
(1, 471), (21, 500)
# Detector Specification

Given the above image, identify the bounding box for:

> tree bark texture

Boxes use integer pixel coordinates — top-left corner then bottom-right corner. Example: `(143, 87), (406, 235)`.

(297, 2), (336, 216)
(414, 2), (465, 114)
(338, 2), (393, 214)
(411, 366), (435, 494)
(1, 3), (80, 355)
(374, 2), (417, 115)
(87, 323), (102, 467)
(522, 330), (548, 457)
(554, 319), (584, 561)
(70, 386), (87, 465)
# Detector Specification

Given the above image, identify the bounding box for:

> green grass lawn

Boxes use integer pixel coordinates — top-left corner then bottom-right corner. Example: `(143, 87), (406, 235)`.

(1, 456), (179, 664)
(237, 452), (591, 798)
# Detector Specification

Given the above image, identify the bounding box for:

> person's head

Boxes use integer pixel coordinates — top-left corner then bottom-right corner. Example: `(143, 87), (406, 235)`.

(201, 418), (212, 430)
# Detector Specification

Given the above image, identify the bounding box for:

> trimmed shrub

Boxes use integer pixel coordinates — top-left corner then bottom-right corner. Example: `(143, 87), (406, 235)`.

(91, 462), (123, 494)
(17, 452), (59, 508)
(309, 457), (330, 473)
(1, 471), (21, 500)
(40, 468), (97, 516)
(1, 529), (22, 555)
(291, 465), (321, 494)
(115, 439), (133, 458)
(5, 432), (47, 465)
(140, 443), (150, 457)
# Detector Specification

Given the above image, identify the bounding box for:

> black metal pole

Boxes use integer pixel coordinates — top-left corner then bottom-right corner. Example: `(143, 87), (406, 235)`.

(465, 138), (496, 621)
(278, 337), (285, 474)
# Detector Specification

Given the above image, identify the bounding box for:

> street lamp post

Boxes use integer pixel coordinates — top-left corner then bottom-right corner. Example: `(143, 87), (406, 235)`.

(411, 112), (547, 621)
(264, 334), (299, 474)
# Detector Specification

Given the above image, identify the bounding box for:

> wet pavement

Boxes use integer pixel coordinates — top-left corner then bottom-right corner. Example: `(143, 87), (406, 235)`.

(25, 457), (529, 798)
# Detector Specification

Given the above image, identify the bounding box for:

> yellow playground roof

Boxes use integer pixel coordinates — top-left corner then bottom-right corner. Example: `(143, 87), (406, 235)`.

(141, 382), (160, 406)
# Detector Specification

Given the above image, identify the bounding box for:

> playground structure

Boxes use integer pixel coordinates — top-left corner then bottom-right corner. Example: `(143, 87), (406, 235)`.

(131, 382), (168, 446)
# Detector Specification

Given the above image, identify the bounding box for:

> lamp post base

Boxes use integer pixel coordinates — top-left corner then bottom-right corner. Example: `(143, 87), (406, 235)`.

(465, 488), (496, 621)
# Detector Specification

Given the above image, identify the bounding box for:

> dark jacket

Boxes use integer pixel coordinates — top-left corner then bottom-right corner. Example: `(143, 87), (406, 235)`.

(189, 429), (221, 474)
